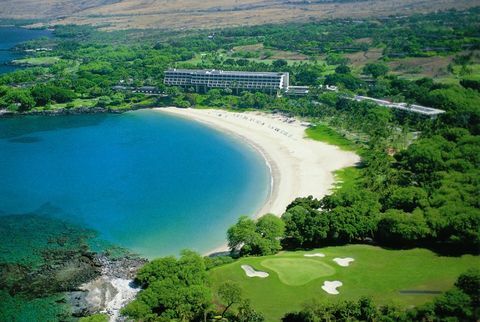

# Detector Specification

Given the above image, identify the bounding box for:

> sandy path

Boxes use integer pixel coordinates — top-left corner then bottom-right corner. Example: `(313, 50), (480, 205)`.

(154, 107), (360, 253)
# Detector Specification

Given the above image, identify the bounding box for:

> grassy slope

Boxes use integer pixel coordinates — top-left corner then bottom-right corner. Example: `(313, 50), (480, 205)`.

(305, 124), (357, 151)
(331, 166), (361, 191)
(210, 245), (480, 321)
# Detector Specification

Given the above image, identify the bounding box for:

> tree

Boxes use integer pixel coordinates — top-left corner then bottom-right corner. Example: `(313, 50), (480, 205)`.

(238, 91), (256, 108)
(455, 269), (480, 310)
(31, 84), (75, 106)
(173, 95), (191, 108)
(0, 88), (35, 111)
(324, 73), (364, 90)
(385, 186), (429, 212)
(237, 300), (265, 322)
(376, 209), (431, 244)
(136, 256), (179, 286)
(122, 251), (212, 321)
(434, 288), (472, 320)
(282, 205), (329, 248)
(335, 64), (351, 74)
(272, 59), (288, 69)
(395, 137), (450, 184)
(96, 96), (112, 107)
(282, 297), (378, 321)
(322, 188), (381, 243)
(254, 214), (285, 254)
(357, 297), (378, 321)
(363, 63), (389, 78)
(460, 78), (480, 91)
(227, 215), (284, 256)
(227, 216), (257, 252)
(218, 281), (242, 318)
(256, 214), (285, 241)
(205, 89), (222, 106)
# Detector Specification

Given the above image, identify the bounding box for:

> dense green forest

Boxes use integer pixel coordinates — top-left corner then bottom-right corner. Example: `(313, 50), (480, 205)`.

(1, 7), (479, 112)
(0, 6), (479, 322)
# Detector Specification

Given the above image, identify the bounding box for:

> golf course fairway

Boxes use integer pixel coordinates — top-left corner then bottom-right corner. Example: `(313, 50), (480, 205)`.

(210, 245), (480, 321)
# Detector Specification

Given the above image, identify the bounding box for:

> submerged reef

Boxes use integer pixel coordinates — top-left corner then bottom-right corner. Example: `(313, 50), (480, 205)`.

(0, 213), (145, 320)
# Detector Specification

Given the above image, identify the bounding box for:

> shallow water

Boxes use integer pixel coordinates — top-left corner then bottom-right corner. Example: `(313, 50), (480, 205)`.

(0, 110), (270, 258)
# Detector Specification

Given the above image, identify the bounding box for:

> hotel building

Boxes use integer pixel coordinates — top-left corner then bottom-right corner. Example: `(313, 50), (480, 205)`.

(164, 69), (289, 94)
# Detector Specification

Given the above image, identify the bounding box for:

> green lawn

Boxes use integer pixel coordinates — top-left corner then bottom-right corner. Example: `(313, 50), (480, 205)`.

(305, 124), (357, 151)
(331, 166), (361, 191)
(48, 98), (98, 109)
(209, 245), (480, 321)
(12, 56), (60, 66)
(261, 258), (335, 286)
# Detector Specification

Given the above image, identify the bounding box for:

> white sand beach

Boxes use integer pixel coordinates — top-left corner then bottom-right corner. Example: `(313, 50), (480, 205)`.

(154, 107), (360, 253)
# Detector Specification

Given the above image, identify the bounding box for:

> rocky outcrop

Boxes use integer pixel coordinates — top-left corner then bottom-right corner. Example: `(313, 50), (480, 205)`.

(24, 107), (124, 116)
(66, 254), (147, 320)
(0, 105), (152, 118)
(0, 214), (147, 320)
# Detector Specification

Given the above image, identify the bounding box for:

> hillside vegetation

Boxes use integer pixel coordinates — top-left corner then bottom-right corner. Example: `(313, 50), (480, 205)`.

(0, 0), (477, 30)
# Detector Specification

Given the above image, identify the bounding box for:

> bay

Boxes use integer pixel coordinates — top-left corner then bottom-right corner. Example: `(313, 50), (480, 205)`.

(0, 110), (270, 258)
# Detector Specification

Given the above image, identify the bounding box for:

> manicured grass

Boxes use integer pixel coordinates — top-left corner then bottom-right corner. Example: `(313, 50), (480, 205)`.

(261, 258), (335, 286)
(12, 56), (60, 66)
(209, 245), (480, 321)
(48, 98), (98, 109)
(305, 124), (357, 151)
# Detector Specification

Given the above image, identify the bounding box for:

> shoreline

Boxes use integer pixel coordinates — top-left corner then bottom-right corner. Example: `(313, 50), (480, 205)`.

(154, 107), (360, 254)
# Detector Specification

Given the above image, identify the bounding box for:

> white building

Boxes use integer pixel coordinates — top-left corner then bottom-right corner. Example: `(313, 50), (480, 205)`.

(164, 69), (289, 93)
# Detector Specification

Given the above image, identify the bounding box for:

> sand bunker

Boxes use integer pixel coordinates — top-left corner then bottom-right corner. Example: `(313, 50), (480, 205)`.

(321, 281), (343, 295)
(333, 257), (355, 267)
(304, 253), (325, 257)
(241, 265), (269, 278)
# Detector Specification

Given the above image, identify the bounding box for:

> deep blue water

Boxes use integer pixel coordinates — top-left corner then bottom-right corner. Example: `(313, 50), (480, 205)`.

(0, 110), (270, 257)
(0, 27), (52, 74)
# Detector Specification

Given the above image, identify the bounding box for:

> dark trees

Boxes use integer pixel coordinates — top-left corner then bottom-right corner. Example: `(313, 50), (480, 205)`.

(227, 214), (285, 256)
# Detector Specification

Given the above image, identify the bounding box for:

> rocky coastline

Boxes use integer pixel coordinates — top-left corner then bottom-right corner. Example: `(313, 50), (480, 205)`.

(0, 105), (152, 118)
(0, 214), (147, 321)
(68, 254), (147, 320)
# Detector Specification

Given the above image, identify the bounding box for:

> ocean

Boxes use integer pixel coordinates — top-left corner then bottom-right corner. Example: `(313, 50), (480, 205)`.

(0, 26), (52, 74)
(0, 110), (270, 258)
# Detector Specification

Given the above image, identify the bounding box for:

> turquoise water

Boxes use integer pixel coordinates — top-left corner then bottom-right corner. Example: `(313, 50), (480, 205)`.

(0, 27), (52, 74)
(0, 110), (270, 258)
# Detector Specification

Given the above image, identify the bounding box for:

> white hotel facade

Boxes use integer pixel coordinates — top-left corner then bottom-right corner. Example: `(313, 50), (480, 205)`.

(164, 69), (289, 94)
